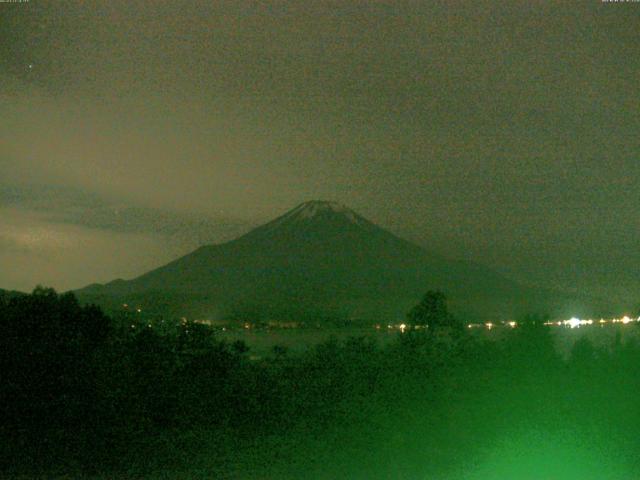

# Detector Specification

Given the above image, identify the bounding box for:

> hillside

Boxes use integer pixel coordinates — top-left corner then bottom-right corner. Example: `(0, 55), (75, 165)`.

(76, 201), (588, 323)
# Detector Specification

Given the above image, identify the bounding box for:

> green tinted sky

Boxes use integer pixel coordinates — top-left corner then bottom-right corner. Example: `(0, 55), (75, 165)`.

(1, 1), (639, 296)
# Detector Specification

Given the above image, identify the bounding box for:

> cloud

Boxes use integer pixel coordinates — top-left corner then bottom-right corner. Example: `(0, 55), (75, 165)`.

(0, 184), (251, 243)
(0, 206), (180, 291)
(1, 1), (639, 299)
(0, 187), (251, 291)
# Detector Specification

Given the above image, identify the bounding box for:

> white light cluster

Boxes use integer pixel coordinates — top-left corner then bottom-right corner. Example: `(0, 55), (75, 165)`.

(467, 316), (640, 330)
(546, 316), (640, 328)
(563, 317), (592, 328)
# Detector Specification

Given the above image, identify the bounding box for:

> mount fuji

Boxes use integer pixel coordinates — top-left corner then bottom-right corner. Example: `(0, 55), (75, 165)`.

(76, 201), (573, 323)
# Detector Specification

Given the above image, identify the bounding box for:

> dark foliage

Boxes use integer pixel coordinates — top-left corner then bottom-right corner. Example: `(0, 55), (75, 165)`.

(2, 288), (640, 478)
(0, 287), (110, 472)
(407, 290), (462, 330)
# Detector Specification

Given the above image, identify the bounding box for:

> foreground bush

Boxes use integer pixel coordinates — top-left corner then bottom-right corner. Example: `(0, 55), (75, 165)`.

(1, 289), (639, 479)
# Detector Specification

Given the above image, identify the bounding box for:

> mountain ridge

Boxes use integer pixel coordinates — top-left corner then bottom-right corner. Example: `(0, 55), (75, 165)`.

(76, 201), (591, 322)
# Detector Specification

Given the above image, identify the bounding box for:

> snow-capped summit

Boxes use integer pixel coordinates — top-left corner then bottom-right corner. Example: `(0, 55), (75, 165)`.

(278, 200), (365, 225)
(76, 199), (548, 323)
(236, 200), (374, 242)
(294, 200), (352, 217)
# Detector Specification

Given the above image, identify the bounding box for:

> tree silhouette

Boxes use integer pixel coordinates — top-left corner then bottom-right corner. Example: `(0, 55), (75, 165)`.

(407, 290), (458, 329)
(0, 287), (112, 470)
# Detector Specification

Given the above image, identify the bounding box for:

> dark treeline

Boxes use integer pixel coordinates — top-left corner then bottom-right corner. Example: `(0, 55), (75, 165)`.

(1, 288), (640, 479)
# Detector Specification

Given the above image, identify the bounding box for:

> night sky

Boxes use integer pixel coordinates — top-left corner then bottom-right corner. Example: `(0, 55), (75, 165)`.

(1, 1), (638, 301)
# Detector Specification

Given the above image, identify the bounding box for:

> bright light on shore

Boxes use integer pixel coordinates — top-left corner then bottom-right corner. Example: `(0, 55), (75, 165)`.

(564, 317), (582, 329)
(464, 315), (638, 331)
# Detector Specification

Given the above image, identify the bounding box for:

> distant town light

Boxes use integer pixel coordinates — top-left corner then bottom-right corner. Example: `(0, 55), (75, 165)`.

(565, 318), (582, 329)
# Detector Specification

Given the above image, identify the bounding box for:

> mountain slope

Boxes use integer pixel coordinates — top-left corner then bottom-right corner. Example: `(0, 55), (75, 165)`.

(76, 201), (574, 322)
